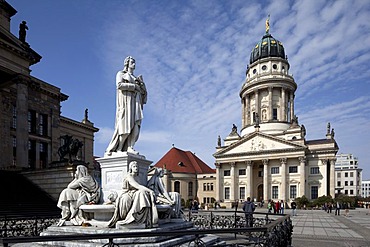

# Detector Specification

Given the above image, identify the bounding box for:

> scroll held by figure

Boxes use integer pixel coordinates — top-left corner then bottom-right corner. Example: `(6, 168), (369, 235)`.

(106, 56), (147, 156)
(108, 161), (158, 228)
(57, 165), (101, 226)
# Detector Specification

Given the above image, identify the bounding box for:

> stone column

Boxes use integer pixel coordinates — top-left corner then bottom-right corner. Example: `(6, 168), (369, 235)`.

(321, 159), (328, 196)
(242, 98), (246, 128)
(246, 160), (253, 198)
(299, 156), (306, 197)
(262, 159), (269, 202)
(215, 163), (222, 202)
(255, 90), (259, 121)
(247, 95), (251, 125)
(281, 88), (286, 121)
(329, 159), (336, 197)
(290, 92), (295, 121)
(268, 87), (273, 121)
(15, 76), (29, 169)
(280, 158), (287, 201)
(230, 162), (236, 201)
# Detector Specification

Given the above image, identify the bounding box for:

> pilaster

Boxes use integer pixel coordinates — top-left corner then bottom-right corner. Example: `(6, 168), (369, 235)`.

(15, 75), (29, 168)
(329, 159), (336, 197)
(215, 163), (222, 202)
(230, 162), (236, 201)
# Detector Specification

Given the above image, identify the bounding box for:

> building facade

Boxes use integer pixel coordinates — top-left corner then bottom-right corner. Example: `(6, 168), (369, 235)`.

(213, 22), (338, 208)
(153, 147), (216, 207)
(362, 180), (370, 198)
(334, 154), (362, 197)
(0, 1), (98, 171)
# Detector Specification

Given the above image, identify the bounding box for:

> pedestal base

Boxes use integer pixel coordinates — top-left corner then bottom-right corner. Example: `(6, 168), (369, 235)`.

(96, 152), (152, 202)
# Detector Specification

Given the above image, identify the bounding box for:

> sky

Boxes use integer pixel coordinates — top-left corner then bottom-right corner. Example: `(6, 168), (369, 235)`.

(7, 0), (370, 179)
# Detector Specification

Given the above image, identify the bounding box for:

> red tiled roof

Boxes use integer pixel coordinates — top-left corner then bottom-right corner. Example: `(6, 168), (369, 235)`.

(154, 147), (215, 174)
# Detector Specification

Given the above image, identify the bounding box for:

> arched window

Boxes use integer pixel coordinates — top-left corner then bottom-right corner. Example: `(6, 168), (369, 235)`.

(174, 181), (180, 193)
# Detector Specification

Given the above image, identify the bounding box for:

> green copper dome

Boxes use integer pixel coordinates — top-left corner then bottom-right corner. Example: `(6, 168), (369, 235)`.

(249, 33), (285, 64)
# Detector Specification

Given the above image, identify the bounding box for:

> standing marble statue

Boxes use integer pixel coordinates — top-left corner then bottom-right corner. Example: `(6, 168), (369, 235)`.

(147, 167), (182, 218)
(106, 56), (147, 155)
(57, 165), (100, 226)
(108, 161), (158, 228)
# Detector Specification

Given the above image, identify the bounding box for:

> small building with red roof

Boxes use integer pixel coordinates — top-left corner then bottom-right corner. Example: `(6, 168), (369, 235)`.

(152, 147), (216, 208)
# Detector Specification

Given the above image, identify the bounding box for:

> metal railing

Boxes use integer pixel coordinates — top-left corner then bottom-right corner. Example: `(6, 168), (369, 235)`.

(0, 210), (292, 247)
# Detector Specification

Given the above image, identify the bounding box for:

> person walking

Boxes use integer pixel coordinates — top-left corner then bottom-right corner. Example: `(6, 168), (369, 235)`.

(335, 201), (341, 216)
(243, 197), (255, 227)
(267, 200), (272, 213)
(280, 200), (285, 214)
(291, 200), (297, 216)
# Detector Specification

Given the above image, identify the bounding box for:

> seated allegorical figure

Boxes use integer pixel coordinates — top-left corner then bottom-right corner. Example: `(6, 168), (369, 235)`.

(57, 165), (101, 226)
(147, 167), (182, 218)
(108, 161), (158, 228)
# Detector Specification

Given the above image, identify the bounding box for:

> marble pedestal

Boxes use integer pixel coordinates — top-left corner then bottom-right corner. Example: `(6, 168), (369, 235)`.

(96, 152), (152, 202)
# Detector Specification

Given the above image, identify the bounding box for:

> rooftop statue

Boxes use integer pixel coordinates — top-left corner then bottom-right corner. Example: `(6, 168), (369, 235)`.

(19, 21), (28, 43)
(57, 165), (101, 226)
(106, 56), (147, 155)
(108, 161), (158, 228)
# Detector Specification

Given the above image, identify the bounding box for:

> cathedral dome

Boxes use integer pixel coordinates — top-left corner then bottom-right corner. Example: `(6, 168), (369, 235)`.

(249, 33), (285, 64)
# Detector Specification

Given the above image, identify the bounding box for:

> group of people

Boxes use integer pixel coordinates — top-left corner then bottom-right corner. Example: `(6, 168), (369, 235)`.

(267, 199), (286, 214)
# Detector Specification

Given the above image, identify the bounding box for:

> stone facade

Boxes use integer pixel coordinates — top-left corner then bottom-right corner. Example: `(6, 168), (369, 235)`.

(214, 28), (338, 208)
(0, 1), (98, 198)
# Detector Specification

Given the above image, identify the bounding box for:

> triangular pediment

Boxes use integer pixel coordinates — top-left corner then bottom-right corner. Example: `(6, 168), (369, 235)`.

(214, 132), (306, 157)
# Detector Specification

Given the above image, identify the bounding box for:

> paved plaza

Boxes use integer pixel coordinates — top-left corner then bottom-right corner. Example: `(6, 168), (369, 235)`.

(288, 207), (370, 247)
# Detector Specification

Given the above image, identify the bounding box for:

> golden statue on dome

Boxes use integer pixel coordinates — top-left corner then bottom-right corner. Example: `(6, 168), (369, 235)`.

(265, 14), (270, 34)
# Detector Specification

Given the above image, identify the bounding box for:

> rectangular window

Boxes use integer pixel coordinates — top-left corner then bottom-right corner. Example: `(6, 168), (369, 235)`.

(271, 167), (279, 174)
(345, 181), (348, 186)
(345, 172), (348, 177)
(28, 110), (36, 133)
(210, 183), (214, 191)
(310, 167), (320, 174)
(337, 173), (341, 178)
(272, 186), (278, 199)
(28, 140), (36, 169)
(224, 170), (230, 176)
(12, 105), (17, 129)
(311, 186), (318, 199)
(188, 182), (193, 196)
(239, 169), (246, 176)
(350, 181), (353, 186)
(239, 187), (245, 200)
(39, 114), (48, 136)
(290, 185), (297, 199)
(289, 166), (298, 173)
(258, 171), (263, 177)
(337, 181), (341, 186)
(345, 190), (348, 195)
(203, 183), (207, 191)
(39, 142), (48, 169)
(224, 187), (230, 200)
(350, 172), (353, 177)
(350, 190), (353, 195)
(273, 108), (278, 120)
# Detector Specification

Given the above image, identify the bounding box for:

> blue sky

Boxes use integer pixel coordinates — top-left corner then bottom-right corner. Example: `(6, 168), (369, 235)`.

(7, 0), (370, 179)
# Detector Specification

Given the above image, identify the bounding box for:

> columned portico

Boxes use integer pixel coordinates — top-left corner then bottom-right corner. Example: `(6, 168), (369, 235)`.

(280, 158), (287, 201)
